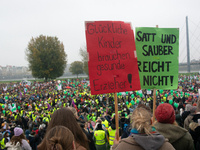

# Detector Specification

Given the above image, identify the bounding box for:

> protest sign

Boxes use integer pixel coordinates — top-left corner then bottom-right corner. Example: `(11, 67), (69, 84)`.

(147, 89), (151, 95)
(178, 86), (182, 91)
(135, 27), (179, 89)
(85, 21), (141, 95)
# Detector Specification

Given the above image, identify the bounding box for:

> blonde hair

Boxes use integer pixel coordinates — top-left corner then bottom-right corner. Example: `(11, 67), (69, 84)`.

(189, 122), (199, 131)
(68, 107), (78, 118)
(131, 107), (151, 135)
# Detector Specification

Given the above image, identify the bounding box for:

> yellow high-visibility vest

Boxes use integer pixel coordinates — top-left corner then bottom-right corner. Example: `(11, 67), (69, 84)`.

(0, 138), (5, 149)
(94, 130), (106, 145)
(102, 120), (109, 129)
(108, 127), (116, 146)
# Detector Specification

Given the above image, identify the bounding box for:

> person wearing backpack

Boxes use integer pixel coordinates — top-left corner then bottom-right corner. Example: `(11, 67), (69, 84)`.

(5, 127), (31, 150)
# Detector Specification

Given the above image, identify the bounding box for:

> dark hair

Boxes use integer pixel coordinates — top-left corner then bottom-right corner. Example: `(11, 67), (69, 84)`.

(31, 132), (36, 136)
(96, 124), (103, 130)
(3, 131), (8, 138)
(38, 108), (88, 150)
(10, 133), (26, 146)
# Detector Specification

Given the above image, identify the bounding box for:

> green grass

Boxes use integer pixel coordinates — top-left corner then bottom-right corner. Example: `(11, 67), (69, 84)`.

(1, 73), (200, 84)
(0, 80), (21, 83)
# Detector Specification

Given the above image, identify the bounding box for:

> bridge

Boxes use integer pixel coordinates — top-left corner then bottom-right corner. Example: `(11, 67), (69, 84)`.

(179, 62), (200, 66)
(178, 16), (200, 73)
(179, 62), (200, 73)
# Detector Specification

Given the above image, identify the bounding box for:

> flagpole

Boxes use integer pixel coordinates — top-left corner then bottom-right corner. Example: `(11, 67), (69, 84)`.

(152, 25), (158, 123)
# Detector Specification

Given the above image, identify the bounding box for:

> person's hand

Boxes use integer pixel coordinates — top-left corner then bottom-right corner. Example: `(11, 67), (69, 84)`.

(113, 131), (121, 145)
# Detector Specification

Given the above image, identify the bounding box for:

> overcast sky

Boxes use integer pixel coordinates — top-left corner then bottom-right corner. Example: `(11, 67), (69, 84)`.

(1, 0), (200, 67)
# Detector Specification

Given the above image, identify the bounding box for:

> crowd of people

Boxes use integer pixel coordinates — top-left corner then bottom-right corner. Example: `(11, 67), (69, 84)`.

(0, 75), (199, 150)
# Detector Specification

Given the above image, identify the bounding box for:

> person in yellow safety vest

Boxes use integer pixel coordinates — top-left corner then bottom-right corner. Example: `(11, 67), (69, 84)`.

(108, 125), (116, 146)
(0, 138), (5, 150)
(102, 118), (109, 130)
(94, 117), (107, 132)
(43, 116), (49, 123)
(93, 124), (107, 150)
(0, 133), (5, 150)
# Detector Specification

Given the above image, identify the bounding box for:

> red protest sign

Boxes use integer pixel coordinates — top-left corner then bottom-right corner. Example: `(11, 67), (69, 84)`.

(85, 21), (141, 95)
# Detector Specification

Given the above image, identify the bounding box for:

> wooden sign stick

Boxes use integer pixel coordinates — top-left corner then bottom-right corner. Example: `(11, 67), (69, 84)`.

(114, 92), (119, 140)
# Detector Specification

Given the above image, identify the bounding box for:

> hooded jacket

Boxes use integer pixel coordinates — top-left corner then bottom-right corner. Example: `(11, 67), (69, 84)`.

(154, 122), (194, 150)
(184, 114), (194, 131)
(111, 132), (174, 150)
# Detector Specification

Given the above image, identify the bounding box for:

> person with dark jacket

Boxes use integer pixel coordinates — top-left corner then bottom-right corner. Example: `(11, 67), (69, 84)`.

(189, 122), (200, 149)
(9, 125), (15, 139)
(35, 124), (46, 146)
(175, 110), (182, 126)
(105, 112), (112, 125)
(154, 103), (194, 150)
(120, 113), (126, 131)
(25, 130), (30, 139)
(121, 123), (131, 139)
(77, 116), (96, 150)
(22, 116), (29, 130)
(3, 131), (10, 145)
(82, 124), (96, 150)
(27, 132), (36, 150)
(181, 104), (191, 123)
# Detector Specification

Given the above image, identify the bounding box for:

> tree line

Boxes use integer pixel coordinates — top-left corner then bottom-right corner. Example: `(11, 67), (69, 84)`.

(26, 35), (89, 81)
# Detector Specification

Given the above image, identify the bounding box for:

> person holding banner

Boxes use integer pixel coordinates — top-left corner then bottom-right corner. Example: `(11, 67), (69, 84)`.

(111, 107), (174, 150)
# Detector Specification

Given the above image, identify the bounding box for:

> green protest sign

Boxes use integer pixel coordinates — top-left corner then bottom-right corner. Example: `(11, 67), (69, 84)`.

(135, 27), (179, 89)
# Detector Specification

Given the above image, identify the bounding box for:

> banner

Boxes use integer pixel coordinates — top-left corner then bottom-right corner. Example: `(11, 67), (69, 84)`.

(135, 27), (179, 89)
(85, 21), (141, 95)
